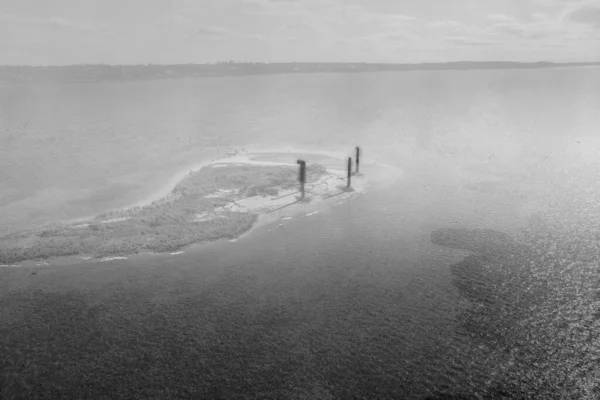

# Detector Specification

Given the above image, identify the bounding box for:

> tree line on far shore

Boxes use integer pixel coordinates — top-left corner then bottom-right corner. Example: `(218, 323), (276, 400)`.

(1, 61), (599, 83)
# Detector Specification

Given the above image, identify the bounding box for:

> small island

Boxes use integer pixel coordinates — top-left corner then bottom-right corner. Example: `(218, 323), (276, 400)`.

(0, 152), (368, 266)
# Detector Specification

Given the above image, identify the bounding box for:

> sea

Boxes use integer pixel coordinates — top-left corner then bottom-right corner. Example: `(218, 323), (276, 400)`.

(1, 67), (600, 399)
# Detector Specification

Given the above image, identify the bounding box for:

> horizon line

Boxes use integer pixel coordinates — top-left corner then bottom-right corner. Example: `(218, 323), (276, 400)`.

(2, 60), (600, 68)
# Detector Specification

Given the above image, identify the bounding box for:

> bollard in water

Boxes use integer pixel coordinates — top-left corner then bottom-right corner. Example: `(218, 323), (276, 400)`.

(297, 159), (306, 198)
(347, 157), (352, 188)
(356, 146), (360, 174)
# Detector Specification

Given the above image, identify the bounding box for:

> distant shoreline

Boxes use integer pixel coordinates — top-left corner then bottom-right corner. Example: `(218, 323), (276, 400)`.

(1, 61), (599, 83)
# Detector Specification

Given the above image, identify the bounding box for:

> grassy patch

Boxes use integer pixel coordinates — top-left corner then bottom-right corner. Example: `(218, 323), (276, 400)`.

(0, 163), (326, 264)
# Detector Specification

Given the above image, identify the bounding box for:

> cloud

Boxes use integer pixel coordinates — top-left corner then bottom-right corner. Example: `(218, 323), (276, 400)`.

(238, 0), (312, 19)
(239, 0), (270, 6)
(279, 21), (324, 35)
(240, 0), (301, 4)
(0, 13), (98, 33)
(47, 17), (95, 31)
(281, 21), (312, 30)
(488, 22), (528, 36)
(532, 12), (549, 20)
(518, 40), (567, 48)
(342, 7), (417, 27)
(191, 26), (232, 38)
(245, 33), (268, 40)
(427, 19), (497, 38)
(567, 4), (600, 27)
(529, 0), (579, 7)
(366, 13), (417, 24)
(387, 31), (422, 41)
(241, 0), (418, 45)
(360, 13), (418, 36)
(361, 31), (422, 42)
(530, 0), (559, 6)
(334, 27), (422, 57)
(445, 36), (500, 46)
(426, 20), (467, 30)
(486, 13), (517, 22)
(487, 20), (566, 39)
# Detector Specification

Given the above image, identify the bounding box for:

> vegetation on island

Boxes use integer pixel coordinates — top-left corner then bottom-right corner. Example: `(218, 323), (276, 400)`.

(0, 163), (327, 264)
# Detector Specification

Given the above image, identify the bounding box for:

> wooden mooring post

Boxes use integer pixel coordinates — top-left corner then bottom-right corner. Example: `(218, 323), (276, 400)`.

(355, 146), (360, 174)
(347, 157), (352, 188)
(297, 159), (306, 199)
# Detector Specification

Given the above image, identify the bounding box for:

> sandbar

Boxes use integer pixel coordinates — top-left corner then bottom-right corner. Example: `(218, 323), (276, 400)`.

(0, 151), (377, 266)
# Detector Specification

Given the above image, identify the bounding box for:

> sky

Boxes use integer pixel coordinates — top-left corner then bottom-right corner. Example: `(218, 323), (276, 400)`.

(0, 0), (599, 65)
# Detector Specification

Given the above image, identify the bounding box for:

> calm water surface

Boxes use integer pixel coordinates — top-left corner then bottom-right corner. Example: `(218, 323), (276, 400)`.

(2, 68), (600, 398)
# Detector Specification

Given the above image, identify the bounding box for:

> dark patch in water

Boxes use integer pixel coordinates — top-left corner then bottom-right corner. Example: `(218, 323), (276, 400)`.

(430, 228), (529, 259)
(431, 227), (600, 399)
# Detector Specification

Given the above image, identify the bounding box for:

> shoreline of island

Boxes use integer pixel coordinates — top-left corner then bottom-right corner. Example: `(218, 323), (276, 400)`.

(0, 151), (380, 267)
(61, 146), (361, 227)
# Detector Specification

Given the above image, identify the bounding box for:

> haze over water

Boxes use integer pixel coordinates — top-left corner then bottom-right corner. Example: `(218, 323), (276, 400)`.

(2, 67), (600, 398)
(2, 67), (599, 235)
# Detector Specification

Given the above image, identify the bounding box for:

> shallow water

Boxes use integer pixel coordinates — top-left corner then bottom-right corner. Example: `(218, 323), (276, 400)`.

(2, 68), (600, 233)
(2, 68), (600, 398)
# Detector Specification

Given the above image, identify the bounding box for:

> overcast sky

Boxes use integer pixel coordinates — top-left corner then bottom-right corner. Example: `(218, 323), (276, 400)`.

(1, 0), (599, 65)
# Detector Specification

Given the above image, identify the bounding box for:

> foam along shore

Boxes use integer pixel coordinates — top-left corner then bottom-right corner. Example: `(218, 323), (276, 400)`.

(0, 152), (373, 265)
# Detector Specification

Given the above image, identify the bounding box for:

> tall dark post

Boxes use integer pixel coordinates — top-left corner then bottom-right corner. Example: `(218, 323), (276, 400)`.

(297, 159), (306, 199)
(355, 146), (360, 174)
(347, 157), (352, 188)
